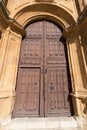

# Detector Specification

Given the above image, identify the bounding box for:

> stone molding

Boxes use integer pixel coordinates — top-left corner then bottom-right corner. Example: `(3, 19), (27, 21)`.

(0, 0), (87, 120)
(0, 0), (9, 17)
(78, 5), (87, 23)
(13, 2), (75, 29)
(35, 0), (54, 2)
(0, 0), (25, 36)
(62, 4), (87, 38)
(77, 5), (87, 34)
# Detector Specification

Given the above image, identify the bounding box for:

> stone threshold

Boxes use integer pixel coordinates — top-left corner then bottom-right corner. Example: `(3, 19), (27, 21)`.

(0, 116), (86, 130)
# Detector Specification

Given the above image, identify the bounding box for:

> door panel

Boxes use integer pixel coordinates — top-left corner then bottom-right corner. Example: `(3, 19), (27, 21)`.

(13, 20), (72, 117)
(44, 21), (71, 116)
(46, 68), (70, 116)
(14, 68), (41, 116)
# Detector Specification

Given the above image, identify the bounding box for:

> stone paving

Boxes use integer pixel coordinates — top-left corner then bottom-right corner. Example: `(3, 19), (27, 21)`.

(0, 117), (87, 130)
(0, 127), (87, 130)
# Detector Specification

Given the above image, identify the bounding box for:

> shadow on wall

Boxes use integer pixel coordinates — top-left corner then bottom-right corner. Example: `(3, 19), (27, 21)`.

(79, 35), (87, 90)
(84, 36), (87, 76)
(81, 97), (87, 115)
(4, 0), (8, 5)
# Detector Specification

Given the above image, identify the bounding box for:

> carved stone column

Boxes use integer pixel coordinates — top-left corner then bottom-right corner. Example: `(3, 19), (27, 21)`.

(63, 25), (87, 116)
(0, 28), (22, 120)
(0, 0), (25, 122)
(67, 38), (84, 116)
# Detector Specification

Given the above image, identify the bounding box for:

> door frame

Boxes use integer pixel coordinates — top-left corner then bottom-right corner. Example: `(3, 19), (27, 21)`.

(13, 20), (73, 118)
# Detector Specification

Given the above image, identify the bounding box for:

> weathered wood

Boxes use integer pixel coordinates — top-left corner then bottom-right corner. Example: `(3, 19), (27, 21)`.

(13, 20), (71, 117)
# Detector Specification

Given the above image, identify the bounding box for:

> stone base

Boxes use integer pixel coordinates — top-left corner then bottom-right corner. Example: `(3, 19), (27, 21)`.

(1, 117), (87, 130)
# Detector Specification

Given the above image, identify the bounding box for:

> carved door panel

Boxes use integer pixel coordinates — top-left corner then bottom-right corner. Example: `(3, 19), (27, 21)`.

(14, 68), (41, 116)
(13, 21), (71, 117)
(13, 21), (44, 117)
(43, 21), (71, 116)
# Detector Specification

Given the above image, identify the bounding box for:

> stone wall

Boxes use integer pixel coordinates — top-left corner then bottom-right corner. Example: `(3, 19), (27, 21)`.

(7, 0), (77, 20)
(0, 28), (22, 119)
(0, 0), (87, 123)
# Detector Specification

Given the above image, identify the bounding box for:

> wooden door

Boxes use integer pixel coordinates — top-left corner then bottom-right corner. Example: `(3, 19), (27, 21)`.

(44, 21), (71, 116)
(13, 21), (72, 117)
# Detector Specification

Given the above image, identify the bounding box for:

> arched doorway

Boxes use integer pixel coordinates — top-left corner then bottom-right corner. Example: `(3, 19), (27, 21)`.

(13, 20), (73, 117)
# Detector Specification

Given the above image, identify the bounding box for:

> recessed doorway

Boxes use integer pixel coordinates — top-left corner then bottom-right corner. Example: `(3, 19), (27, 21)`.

(13, 20), (73, 117)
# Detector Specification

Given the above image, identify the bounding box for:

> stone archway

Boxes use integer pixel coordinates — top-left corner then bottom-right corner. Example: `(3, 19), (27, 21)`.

(13, 3), (75, 28)
(0, 1), (85, 122)
(13, 20), (73, 118)
(11, 2), (77, 118)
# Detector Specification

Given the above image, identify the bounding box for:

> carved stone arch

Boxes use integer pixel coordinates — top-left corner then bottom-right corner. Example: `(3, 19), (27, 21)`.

(12, 2), (79, 118)
(13, 20), (73, 117)
(23, 14), (68, 31)
(0, 0), (86, 122)
(13, 3), (75, 29)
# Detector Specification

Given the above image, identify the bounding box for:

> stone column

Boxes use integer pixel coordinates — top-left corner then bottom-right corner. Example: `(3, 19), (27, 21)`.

(66, 36), (84, 116)
(63, 25), (87, 117)
(0, 27), (22, 121)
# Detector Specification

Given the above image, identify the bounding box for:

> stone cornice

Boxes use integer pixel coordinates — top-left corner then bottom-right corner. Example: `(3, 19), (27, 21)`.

(63, 6), (87, 39)
(62, 23), (79, 40)
(0, 0), (26, 36)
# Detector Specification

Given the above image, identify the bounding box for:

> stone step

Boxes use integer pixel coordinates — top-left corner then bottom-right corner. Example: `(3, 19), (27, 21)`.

(0, 128), (85, 130)
(0, 117), (80, 130)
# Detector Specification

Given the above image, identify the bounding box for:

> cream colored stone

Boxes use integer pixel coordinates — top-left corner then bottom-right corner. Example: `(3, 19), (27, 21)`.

(0, 28), (22, 91)
(7, 0), (78, 20)
(0, 96), (13, 117)
(0, 0), (87, 125)
(0, 117), (78, 129)
(0, 27), (22, 119)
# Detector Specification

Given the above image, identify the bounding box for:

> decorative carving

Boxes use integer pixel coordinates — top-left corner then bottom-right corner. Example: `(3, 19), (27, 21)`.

(35, 0), (54, 2)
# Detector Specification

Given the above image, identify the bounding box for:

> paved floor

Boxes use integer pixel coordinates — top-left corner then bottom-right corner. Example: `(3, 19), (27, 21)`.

(1, 127), (86, 130)
(0, 117), (87, 130)
(1, 127), (87, 130)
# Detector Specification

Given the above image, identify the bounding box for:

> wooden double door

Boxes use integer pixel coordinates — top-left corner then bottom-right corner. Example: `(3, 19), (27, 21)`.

(13, 20), (72, 117)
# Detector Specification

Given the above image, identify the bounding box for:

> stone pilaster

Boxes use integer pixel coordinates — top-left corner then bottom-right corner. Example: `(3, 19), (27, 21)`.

(0, 28), (22, 120)
(63, 25), (87, 117)
(0, 0), (25, 121)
